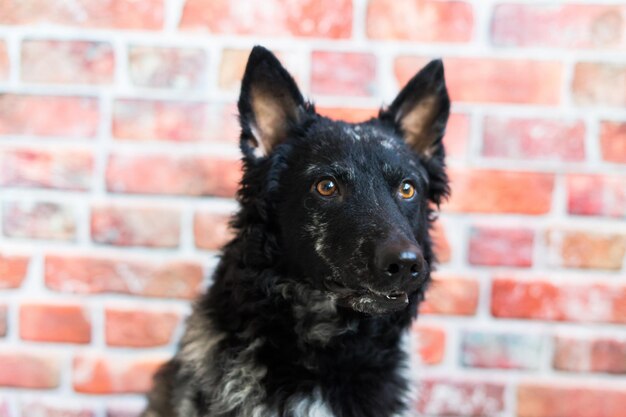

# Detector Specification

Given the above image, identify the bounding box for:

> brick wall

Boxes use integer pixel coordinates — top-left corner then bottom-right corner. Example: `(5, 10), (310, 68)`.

(1, 1), (625, 416)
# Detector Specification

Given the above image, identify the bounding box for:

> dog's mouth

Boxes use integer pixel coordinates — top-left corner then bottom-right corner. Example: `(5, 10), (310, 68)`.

(324, 280), (410, 315)
(348, 289), (409, 315)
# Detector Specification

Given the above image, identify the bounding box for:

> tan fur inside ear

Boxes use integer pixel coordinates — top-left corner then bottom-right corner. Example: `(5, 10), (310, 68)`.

(397, 95), (439, 158)
(250, 87), (299, 155)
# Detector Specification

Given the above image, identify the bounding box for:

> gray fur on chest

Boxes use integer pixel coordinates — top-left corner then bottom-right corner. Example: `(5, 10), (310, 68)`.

(163, 292), (416, 417)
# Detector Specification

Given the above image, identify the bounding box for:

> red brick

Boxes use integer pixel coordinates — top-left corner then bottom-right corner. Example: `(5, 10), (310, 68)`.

(491, 278), (626, 324)
(180, 0), (352, 38)
(129, 46), (207, 90)
(112, 99), (238, 143)
(91, 206), (180, 248)
(573, 62), (626, 107)
(21, 40), (114, 85)
(461, 331), (543, 370)
(316, 107), (378, 123)
(492, 4), (626, 49)
(554, 336), (626, 374)
(311, 52), (377, 97)
(218, 49), (254, 91)
(600, 122), (626, 164)
(0, 41), (8, 80)
(413, 324), (445, 365)
(106, 154), (241, 198)
(73, 354), (165, 394)
(218, 49), (303, 92)
(105, 308), (181, 347)
(45, 255), (203, 299)
(367, 0), (474, 43)
(432, 221), (451, 264)
(194, 212), (234, 251)
(567, 174), (626, 218)
(0, 148), (93, 191)
(106, 406), (142, 417)
(112, 99), (206, 142)
(20, 304), (91, 344)
(0, 351), (60, 388)
(396, 57), (562, 105)
(0, 95), (99, 138)
(417, 379), (506, 416)
(0, 0), (164, 30)
(421, 274), (479, 316)
(546, 229), (626, 270)
(483, 117), (585, 162)
(0, 305), (7, 337)
(443, 113), (470, 158)
(444, 169), (554, 214)
(0, 254), (29, 289)
(518, 384), (626, 417)
(469, 226), (534, 267)
(21, 403), (95, 417)
(3, 201), (76, 241)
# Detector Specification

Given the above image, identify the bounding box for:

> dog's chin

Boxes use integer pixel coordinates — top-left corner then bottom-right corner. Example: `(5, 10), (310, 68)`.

(345, 291), (409, 315)
(323, 279), (410, 315)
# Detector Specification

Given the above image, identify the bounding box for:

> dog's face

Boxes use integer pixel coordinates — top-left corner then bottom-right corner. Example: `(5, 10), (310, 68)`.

(237, 47), (449, 315)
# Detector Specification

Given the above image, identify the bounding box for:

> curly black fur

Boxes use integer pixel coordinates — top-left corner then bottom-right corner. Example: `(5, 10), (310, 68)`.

(142, 46), (450, 417)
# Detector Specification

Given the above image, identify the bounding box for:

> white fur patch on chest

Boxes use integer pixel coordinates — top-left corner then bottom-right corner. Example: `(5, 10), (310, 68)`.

(287, 391), (336, 417)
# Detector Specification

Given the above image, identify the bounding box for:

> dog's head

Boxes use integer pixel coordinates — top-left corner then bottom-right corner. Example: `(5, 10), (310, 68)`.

(236, 46), (449, 316)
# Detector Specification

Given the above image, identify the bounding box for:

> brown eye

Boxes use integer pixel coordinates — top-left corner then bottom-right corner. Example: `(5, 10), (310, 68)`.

(398, 181), (415, 199)
(315, 178), (338, 197)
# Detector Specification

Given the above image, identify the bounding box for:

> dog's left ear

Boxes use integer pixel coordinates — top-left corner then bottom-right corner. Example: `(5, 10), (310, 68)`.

(380, 59), (450, 158)
(379, 59), (450, 205)
(238, 46), (306, 158)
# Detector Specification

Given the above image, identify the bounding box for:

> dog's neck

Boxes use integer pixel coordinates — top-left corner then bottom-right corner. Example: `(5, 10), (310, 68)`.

(202, 263), (414, 416)
(190, 239), (419, 417)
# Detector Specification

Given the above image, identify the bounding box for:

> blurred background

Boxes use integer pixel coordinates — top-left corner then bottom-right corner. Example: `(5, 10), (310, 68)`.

(0, 0), (625, 416)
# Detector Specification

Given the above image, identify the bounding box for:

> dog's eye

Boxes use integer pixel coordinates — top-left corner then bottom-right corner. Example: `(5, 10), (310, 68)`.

(398, 181), (415, 200)
(315, 178), (338, 197)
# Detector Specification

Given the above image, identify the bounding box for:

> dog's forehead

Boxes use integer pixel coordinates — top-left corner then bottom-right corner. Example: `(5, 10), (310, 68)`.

(311, 120), (396, 145)
(296, 120), (414, 172)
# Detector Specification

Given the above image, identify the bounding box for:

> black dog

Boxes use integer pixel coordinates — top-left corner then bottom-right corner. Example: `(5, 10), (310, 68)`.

(142, 46), (450, 417)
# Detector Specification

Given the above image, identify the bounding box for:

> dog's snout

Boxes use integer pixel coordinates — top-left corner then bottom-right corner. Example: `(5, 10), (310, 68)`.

(376, 243), (424, 280)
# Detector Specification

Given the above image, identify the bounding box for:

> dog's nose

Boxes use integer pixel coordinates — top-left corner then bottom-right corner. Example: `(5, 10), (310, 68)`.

(375, 242), (424, 280)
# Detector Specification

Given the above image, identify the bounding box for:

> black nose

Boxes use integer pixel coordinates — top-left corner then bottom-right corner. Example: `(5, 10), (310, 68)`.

(376, 242), (424, 280)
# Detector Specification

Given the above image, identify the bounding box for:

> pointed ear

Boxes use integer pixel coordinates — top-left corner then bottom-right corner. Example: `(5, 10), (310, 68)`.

(380, 59), (450, 159)
(237, 46), (306, 158)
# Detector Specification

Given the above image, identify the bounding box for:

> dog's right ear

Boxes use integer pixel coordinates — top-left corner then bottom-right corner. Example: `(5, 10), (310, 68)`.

(379, 59), (450, 206)
(238, 46), (306, 159)
(379, 59), (450, 160)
